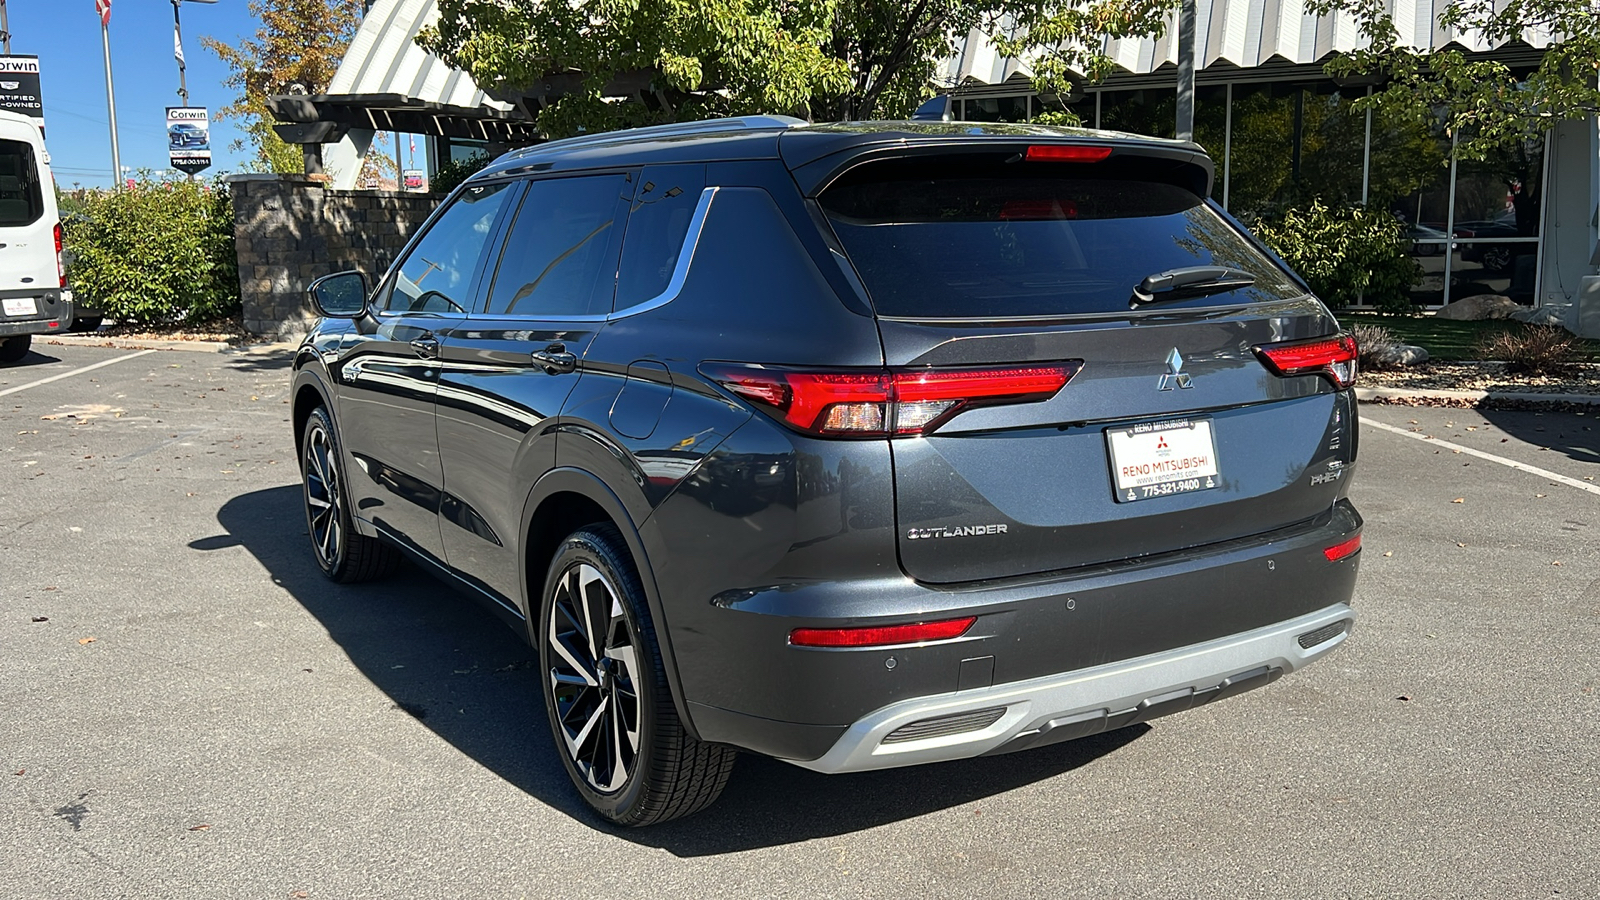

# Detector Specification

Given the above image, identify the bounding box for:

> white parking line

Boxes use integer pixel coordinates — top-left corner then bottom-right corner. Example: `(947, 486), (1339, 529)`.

(0, 349), (158, 398)
(1362, 417), (1600, 497)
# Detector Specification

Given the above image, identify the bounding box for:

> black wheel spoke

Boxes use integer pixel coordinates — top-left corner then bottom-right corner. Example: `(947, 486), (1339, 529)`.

(546, 559), (641, 795)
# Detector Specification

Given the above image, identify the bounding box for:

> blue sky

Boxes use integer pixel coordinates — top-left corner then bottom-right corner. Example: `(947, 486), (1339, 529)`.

(23, 1), (421, 188)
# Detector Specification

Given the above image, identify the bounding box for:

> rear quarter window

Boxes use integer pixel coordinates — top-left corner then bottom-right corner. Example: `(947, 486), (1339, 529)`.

(0, 139), (44, 228)
(821, 158), (1302, 319)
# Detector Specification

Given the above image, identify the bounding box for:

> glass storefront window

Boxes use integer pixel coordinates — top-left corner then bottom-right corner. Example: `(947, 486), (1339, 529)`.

(1095, 88), (1176, 139)
(1224, 83), (1365, 221)
(961, 96), (1029, 123)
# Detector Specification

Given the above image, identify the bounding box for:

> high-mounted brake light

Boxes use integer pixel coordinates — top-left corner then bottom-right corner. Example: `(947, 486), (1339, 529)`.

(1254, 333), (1358, 389)
(1025, 145), (1113, 163)
(54, 222), (65, 288)
(790, 616), (977, 648)
(701, 362), (1081, 437)
(1324, 534), (1362, 562)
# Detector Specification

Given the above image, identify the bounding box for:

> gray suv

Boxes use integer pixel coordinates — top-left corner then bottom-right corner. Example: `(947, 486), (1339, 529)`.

(291, 117), (1361, 826)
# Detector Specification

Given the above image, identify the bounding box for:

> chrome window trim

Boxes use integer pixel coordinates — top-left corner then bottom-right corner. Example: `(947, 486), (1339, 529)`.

(482, 187), (719, 324)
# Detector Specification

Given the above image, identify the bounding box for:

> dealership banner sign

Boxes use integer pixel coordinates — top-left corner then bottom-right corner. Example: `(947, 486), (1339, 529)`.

(0, 56), (44, 132)
(167, 107), (211, 174)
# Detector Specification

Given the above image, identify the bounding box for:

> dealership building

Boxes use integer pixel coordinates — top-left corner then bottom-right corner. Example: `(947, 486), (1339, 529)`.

(296, 0), (1600, 328)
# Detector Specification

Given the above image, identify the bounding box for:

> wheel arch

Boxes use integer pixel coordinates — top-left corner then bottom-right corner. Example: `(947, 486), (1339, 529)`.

(520, 467), (701, 741)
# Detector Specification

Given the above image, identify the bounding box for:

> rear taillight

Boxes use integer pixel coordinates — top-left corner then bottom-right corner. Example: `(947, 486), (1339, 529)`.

(702, 362), (1081, 437)
(1254, 333), (1358, 389)
(790, 616), (977, 648)
(1025, 145), (1113, 163)
(54, 222), (65, 288)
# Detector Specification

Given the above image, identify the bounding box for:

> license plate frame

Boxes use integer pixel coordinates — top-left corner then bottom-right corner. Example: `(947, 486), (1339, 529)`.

(2, 296), (38, 317)
(1105, 417), (1221, 503)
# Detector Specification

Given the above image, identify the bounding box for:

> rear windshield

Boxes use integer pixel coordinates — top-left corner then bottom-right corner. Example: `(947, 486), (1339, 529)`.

(821, 159), (1302, 318)
(0, 139), (43, 228)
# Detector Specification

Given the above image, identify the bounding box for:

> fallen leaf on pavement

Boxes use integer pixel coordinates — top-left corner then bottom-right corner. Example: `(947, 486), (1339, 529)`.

(13, 769), (23, 776)
(78, 637), (96, 645)
(1451, 498), (1464, 503)
(31, 616), (47, 622)
(188, 824), (211, 831)
(1396, 696), (1411, 702)
(1382, 551), (1393, 557)
(1456, 542), (1467, 548)
(1536, 494), (1547, 498)
(1552, 561), (1562, 566)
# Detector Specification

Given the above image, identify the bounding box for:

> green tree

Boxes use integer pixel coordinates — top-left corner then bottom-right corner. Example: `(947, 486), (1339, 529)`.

(417, 0), (1184, 139)
(202, 0), (363, 172)
(1305, 0), (1600, 160)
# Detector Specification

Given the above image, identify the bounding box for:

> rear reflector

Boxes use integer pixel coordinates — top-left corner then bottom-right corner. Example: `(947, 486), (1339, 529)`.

(702, 362), (1081, 437)
(1254, 333), (1358, 389)
(1323, 534), (1361, 562)
(1025, 145), (1113, 163)
(790, 616), (977, 648)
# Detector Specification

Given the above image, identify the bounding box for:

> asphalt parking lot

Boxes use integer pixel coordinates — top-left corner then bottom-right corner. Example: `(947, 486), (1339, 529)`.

(3, 342), (1597, 899)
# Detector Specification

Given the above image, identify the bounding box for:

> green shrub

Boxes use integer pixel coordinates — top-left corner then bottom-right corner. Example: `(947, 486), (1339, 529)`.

(429, 153), (491, 196)
(1252, 201), (1421, 315)
(1474, 324), (1583, 375)
(63, 178), (239, 326)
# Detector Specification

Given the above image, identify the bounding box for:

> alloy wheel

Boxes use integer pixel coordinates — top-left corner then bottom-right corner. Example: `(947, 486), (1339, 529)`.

(302, 423), (343, 568)
(547, 562), (642, 794)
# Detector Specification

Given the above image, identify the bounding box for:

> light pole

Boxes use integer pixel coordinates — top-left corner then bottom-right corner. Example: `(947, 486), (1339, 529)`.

(172, 0), (216, 106)
(1175, 0), (1196, 142)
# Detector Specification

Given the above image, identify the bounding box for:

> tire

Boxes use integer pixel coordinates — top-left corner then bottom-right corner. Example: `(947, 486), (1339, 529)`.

(71, 316), (103, 333)
(538, 524), (737, 826)
(300, 406), (400, 582)
(0, 335), (30, 364)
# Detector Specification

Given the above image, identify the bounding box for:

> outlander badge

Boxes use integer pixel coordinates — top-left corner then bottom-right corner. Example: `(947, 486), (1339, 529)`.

(1157, 348), (1193, 390)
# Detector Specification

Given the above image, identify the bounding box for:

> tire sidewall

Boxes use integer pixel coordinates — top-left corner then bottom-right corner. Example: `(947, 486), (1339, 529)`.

(537, 530), (660, 823)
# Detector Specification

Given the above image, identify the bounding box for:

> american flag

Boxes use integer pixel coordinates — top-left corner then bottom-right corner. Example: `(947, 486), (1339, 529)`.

(95, 0), (111, 26)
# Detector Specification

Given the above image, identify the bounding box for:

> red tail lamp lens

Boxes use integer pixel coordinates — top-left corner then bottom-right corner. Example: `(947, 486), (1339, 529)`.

(790, 616), (977, 648)
(54, 222), (66, 288)
(1324, 535), (1362, 562)
(1255, 333), (1359, 389)
(1025, 145), (1113, 163)
(702, 363), (1080, 437)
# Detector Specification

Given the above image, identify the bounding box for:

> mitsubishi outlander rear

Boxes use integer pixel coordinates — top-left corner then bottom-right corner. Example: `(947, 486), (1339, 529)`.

(292, 117), (1360, 826)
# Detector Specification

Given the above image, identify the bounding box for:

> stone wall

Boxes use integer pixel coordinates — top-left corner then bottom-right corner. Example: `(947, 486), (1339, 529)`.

(228, 174), (442, 338)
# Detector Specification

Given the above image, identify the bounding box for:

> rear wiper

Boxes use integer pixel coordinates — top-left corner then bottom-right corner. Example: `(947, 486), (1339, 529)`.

(1130, 266), (1255, 306)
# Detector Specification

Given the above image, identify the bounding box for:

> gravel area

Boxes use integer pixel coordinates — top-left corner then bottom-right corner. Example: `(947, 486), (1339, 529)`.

(1361, 361), (1600, 395)
(80, 318), (252, 345)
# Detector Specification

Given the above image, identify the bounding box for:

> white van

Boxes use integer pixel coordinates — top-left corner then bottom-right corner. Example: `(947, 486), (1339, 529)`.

(0, 109), (70, 364)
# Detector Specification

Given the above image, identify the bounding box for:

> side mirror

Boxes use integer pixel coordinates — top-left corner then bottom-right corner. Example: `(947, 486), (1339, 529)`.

(308, 271), (369, 318)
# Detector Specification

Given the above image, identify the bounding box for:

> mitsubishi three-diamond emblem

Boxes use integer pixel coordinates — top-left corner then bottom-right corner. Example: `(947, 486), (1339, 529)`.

(1157, 347), (1193, 390)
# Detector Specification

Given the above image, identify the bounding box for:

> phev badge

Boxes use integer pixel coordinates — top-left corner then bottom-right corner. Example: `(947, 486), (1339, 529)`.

(1157, 348), (1193, 390)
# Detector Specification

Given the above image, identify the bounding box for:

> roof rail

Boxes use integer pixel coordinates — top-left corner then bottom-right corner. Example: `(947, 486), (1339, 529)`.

(506, 115), (808, 160)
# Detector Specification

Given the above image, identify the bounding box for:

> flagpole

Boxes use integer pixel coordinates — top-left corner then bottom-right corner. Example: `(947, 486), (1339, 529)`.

(172, 0), (188, 105)
(100, 14), (122, 188)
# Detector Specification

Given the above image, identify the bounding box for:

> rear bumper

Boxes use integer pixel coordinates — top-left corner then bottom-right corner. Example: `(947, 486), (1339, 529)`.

(682, 500), (1361, 760)
(788, 602), (1352, 773)
(0, 288), (72, 336)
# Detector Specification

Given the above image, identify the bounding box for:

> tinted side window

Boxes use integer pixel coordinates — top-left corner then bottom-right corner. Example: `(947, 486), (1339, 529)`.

(0, 139), (44, 227)
(482, 175), (629, 317)
(614, 165), (706, 311)
(383, 182), (510, 313)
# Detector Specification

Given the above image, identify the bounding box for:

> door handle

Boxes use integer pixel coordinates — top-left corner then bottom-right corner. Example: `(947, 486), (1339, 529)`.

(409, 335), (440, 359)
(530, 343), (578, 375)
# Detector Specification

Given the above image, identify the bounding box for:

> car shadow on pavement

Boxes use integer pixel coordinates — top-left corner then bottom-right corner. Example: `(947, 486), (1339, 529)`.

(5, 346), (62, 369)
(1477, 408), (1600, 468)
(211, 485), (1146, 853)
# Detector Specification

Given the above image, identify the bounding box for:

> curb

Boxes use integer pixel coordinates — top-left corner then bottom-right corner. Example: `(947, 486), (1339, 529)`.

(1356, 385), (1600, 408)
